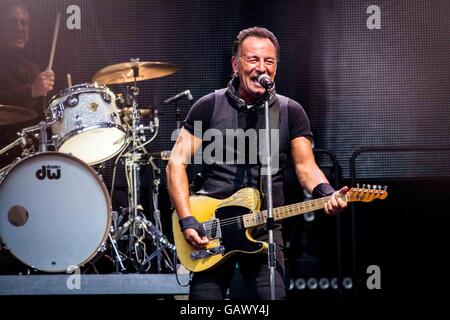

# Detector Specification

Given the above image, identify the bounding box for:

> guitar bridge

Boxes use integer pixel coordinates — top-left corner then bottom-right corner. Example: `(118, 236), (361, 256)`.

(202, 218), (222, 240)
(190, 246), (225, 260)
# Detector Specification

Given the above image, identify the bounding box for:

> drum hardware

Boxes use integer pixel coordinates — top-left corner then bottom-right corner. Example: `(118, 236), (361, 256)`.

(0, 119), (56, 160)
(108, 232), (126, 272)
(104, 59), (176, 273)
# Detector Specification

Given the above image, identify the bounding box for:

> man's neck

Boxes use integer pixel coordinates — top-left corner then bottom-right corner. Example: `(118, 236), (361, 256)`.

(237, 88), (259, 105)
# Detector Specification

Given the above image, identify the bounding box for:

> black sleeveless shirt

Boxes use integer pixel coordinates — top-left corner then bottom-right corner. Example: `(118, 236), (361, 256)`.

(183, 88), (313, 209)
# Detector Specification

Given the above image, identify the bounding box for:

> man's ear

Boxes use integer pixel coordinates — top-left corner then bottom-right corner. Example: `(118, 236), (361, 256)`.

(231, 55), (239, 74)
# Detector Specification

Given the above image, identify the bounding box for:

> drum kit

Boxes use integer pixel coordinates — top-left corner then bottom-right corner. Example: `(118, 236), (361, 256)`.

(0, 59), (180, 274)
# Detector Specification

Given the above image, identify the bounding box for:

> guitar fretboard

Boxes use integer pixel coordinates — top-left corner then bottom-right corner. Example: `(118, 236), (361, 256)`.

(242, 194), (345, 228)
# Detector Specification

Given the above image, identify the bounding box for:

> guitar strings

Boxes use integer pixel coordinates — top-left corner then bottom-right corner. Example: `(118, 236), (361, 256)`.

(200, 196), (332, 234)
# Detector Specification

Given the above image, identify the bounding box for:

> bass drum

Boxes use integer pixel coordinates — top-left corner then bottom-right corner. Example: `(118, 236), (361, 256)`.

(0, 152), (111, 272)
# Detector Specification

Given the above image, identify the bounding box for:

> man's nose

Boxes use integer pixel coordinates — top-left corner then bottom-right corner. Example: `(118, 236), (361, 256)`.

(12, 20), (26, 32)
(255, 59), (267, 73)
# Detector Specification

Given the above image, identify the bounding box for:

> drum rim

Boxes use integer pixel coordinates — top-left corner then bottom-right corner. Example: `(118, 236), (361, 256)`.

(0, 151), (112, 272)
(55, 123), (127, 165)
(48, 82), (114, 107)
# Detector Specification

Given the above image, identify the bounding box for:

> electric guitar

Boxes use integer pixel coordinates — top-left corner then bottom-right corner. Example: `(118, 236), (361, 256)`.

(172, 184), (388, 272)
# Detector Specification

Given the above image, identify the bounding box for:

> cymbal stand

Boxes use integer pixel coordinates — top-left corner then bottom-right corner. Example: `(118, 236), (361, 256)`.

(125, 64), (147, 267)
(145, 157), (176, 272)
(115, 59), (175, 272)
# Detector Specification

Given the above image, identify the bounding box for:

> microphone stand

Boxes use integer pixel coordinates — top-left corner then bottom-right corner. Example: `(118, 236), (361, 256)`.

(175, 101), (181, 131)
(263, 89), (276, 300)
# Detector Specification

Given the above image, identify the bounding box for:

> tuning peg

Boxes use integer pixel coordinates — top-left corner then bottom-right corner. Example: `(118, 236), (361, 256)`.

(383, 185), (388, 191)
(367, 184), (371, 189)
(378, 185), (382, 190)
(356, 183), (360, 189)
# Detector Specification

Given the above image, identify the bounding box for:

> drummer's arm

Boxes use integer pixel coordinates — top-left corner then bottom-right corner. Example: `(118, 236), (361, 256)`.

(31, 70), (55, 98)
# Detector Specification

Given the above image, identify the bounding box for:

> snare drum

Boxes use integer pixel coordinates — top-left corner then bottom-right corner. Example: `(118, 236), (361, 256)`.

(47, 83), (126, 165)
(0, 152), (111, 272)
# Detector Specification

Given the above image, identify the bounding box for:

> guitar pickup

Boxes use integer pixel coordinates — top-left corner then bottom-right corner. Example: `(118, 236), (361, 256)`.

(202, 218), (222, 240)
(190, 246), (225, 260)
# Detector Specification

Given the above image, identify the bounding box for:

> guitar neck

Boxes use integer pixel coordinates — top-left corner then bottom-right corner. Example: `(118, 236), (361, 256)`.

(242, 194), (345, 228)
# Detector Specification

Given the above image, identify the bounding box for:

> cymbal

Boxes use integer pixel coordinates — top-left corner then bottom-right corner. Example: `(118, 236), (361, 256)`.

(92, 61), (179, 85)
(0, 105), (38, 126)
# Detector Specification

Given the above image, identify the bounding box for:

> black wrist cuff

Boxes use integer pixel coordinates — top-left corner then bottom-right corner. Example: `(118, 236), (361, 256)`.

(312, 183), (335, 198)
(179, 216), (206, 237)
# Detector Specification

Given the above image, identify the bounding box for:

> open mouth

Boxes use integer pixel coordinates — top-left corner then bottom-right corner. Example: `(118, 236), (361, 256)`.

(251, 77), (261, 87)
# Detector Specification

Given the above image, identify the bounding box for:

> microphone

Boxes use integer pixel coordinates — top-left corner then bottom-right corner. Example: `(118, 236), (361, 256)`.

(258, 74), (274, 90)
(164, 90), (193, 104)
(139, 150), (171, 160)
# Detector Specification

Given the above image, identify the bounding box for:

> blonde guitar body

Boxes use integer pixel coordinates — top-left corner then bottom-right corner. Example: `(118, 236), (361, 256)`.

(172, 185), (387, 273)
(172, 188), (264, 272)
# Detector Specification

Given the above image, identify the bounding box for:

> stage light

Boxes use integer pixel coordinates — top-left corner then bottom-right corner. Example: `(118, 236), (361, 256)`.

(306, 278), (318, 290)
(304, 212), (315, 222)
(343, 277), (353, 289)
(295, 278), (306, 290)
(330, 277), (338, 289)
(319, 277), (330, 289)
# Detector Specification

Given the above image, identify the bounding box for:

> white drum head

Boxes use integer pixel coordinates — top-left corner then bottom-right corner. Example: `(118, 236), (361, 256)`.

(0, 152), (111, 272)
(59, 127), (126, 165)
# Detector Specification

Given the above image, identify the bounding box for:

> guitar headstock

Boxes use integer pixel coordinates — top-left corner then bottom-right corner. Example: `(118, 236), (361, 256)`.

(346, 184), (388, 203)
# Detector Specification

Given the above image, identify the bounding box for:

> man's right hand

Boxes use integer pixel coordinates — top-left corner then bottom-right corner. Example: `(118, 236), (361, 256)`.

(31, 70), (55, 97)
(182, 228), (209, 249)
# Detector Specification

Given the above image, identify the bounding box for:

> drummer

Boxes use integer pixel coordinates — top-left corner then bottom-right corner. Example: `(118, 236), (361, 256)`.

(0, 0), (55, 166)
(0, 0), (55, 116)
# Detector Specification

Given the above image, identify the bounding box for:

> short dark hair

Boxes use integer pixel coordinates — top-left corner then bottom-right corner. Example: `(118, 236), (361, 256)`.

(233, 27), (280, 60)
(0, 0), (29, 17)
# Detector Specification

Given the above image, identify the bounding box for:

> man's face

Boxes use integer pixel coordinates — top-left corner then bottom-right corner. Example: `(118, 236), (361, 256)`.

(232, 36), (277, 103)
(2, 5), (30, 51)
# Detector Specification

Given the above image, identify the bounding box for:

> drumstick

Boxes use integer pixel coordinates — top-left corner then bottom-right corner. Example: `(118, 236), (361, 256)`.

(47, 13), (61, 71)
(67, 73), (72, 87)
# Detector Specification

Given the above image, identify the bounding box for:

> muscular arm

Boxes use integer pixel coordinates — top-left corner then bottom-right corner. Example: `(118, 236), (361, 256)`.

(291, 136), (348, 214)
(290, 136), (329, 194)
(166, 128), (208, 247)
(166, 128), (202, 218)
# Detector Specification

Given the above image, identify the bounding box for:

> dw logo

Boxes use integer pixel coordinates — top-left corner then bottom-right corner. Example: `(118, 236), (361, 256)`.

(36, 165), (61, 180)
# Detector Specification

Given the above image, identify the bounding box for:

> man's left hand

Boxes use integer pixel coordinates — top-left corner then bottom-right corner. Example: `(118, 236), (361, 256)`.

(323, 186), (348, 215)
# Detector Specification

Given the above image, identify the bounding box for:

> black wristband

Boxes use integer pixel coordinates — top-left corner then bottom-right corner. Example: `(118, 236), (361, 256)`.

(179, 216), (206, 237)
(312, 183), (335, 198)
